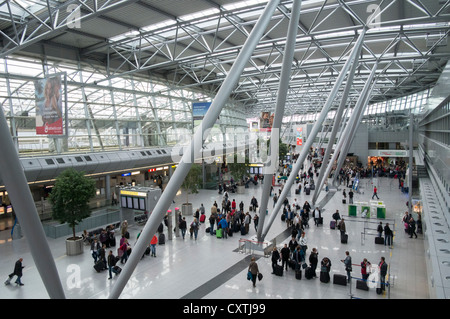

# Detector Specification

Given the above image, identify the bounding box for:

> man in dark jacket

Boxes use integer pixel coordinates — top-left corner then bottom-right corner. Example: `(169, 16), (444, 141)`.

(5, 258), (24, 286)
(271, 247), (281, 274)
(280, 244), (290, 271)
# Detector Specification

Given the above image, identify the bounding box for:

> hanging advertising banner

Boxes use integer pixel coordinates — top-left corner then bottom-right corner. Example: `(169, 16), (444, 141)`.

(260, 111), (274, 132)
(193, 102), (212, 127)
(34, 75), (64, 135)
(296, 127), (303, 145)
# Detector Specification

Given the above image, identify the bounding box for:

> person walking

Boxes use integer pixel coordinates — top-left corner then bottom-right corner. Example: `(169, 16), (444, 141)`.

(348, 189), (354, 204)
(253, 213), (259, 232)
(107, 250), (116, 279)
(190, 218), (199, 240)
(248, 257), (260, 288)
(341, 251), (352, 283)
(338, 218), (346, 237)
(4, 258), (24, 286)
(372, 186), (379, 199)
(179, 217), (187, 239)
(409, 217), (418, 239)
(90, 237), (101, 263)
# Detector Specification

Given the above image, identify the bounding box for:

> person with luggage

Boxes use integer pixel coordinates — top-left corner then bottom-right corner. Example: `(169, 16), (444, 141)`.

(320, 257), (332, 283)
(332, 210), (341, 230)
(338, 218), (346, 237)
(377, 222), (384, 238)
(384, 223), (393, 246)
(271, 247), (281, 274)
(218, 217), (228, 239)
(288, 236), (298, 254)
(378, 257), (388, 292)
(4, 258), (24, 286)
(90, 237), (101, 264)
(248, 257), (260, 288)
(341, 251), (352, 283)
(107, 250), (118, 279)
(348, 189), (354, 204)
(313, 207), (321, 226)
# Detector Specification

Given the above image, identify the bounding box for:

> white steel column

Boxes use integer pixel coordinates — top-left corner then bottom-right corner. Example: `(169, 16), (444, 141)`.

(108, 0), (281, 299)
(0, 107), (66, 299)
(259, 28), (367, 241)
(257, 0), (303, 242)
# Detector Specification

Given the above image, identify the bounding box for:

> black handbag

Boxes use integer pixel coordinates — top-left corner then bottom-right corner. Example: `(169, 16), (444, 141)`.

(258, 273), (263, 281)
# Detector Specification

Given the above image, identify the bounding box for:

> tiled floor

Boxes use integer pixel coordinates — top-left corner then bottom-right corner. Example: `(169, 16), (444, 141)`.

(0, 172), (429, 299)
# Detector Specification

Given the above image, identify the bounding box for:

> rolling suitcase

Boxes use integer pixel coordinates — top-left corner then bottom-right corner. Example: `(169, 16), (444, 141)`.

(199, 214), (206, 223)
(295, 270), (302, 280)
(305, 267), (314, 279)
(295, 189), (300, 195)
(341, 233), (348, 244)
(158, 233), (165, 245)
(145, 246), (150, 255)
(94, 260), (105, 273)
(305, 188), (310, 195)
(330, 220), (336, 229)
(375, 237), (384, 245)
(240, 225), (247, 235)
(310, 184), (315, 190)
(320, 271), (330, 283)
(228, 228), (233, 237)
(342, 199), (346, 204)
(112, 265), (122, 275)
(356, 280), (369, 291)
(216, 228), (223, 238)
(274, 264), (283, 276)
(318, 217), (323, 225)
(333, 274), (347, 286)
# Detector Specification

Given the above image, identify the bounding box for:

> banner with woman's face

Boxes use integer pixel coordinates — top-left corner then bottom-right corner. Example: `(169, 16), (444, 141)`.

(34, 75), (63, 135)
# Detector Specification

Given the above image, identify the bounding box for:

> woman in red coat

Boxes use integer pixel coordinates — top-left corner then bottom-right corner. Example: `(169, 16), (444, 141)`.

(150, 235), (158, 257)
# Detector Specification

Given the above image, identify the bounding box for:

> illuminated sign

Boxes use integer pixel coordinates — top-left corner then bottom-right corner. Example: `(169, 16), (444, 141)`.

(120, 190), (147, 197)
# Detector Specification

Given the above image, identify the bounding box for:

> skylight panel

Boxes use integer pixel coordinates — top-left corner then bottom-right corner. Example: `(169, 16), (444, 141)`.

(223, 0), (268, 11)
(179, 8), (220, 22)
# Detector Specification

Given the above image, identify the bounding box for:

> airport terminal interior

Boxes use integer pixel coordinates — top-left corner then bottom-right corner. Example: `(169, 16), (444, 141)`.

(0, 0), (449, 300)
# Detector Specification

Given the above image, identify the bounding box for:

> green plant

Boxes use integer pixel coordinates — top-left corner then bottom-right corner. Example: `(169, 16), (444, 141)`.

(227, 153), (249, 185)
(180, 164), (202, 203)
(49, 168), (96, 240)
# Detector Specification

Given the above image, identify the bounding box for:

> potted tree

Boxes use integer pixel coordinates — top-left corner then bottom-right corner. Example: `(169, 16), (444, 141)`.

(180, 164), (202, 216)
(227, 153), (249, 194)
(49, 168), (96, 256)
